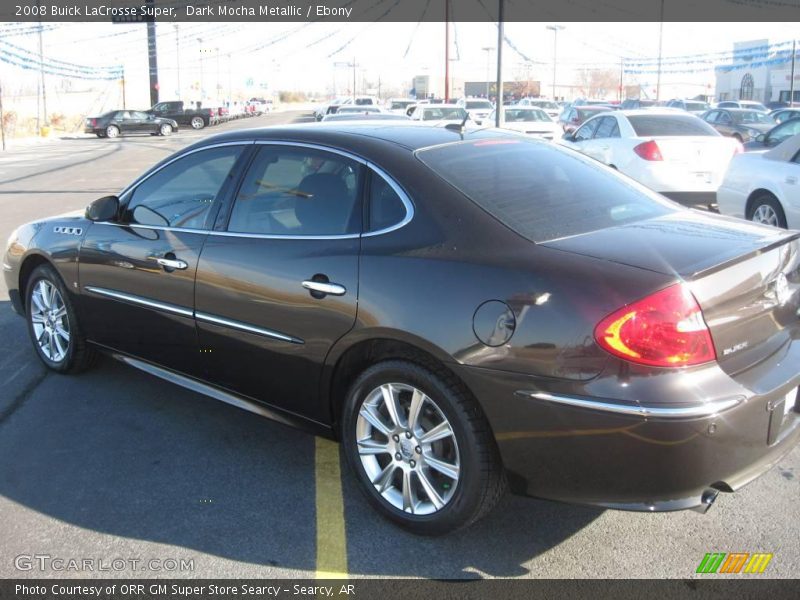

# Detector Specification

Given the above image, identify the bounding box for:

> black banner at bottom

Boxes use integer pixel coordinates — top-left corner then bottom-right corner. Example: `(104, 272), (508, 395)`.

(0, 579), (797, 600)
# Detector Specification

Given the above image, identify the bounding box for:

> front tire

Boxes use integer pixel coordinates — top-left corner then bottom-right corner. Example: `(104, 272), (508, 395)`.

(105, 125), (120, 138)
(159, 123), (173, 136)
(342, 360), (505, 535)
(748, 193), (787, 228)
(25, 264), (96, 374)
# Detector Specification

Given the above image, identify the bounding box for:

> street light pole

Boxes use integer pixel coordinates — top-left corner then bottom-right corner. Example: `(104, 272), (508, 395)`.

(495, 0), (504, 126)
(36, 0), (47, 127)
(656, 0), (664, 101)
(174, 24), (181, 99)
(482, 46), (492, 97)
(546, 25), (564, 101)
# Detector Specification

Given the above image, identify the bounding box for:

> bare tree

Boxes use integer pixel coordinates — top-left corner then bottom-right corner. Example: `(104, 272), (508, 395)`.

(575, 68), (618, 99)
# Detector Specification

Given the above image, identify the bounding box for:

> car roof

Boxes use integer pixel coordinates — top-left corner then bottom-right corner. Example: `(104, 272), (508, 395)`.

(716, 107), (765, 112)
(182, 122), (509, 152)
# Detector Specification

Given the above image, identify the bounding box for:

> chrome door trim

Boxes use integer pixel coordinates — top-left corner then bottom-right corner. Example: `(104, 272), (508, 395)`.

(362, 162), (415, 237)
(84, 286), (194, 318)
(514, 390), (744, 419)
(195, 311), (304, 345)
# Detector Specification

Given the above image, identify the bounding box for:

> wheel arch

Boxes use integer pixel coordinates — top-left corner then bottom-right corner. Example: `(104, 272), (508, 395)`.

(324, 332), (484, 439)
(745, 188), (782, 219)
(18, 252), (54, 315)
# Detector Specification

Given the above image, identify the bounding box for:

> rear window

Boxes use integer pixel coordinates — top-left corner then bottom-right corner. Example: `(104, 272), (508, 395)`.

(416, 139), (673, 243)
(577, 108), (607, 119)
(684, 101), (709, 111)
(627, 115), (718, 136)
(466, 101), (493, 109)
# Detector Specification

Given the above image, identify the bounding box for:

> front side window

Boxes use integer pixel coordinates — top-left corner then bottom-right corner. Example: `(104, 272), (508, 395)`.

(227, 146), (362, 236)
(125, 145), (243, 230)
(768, 118), (800, 145)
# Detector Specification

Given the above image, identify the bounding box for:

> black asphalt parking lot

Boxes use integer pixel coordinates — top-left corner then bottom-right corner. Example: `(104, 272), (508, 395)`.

(0, 111), (798, 579)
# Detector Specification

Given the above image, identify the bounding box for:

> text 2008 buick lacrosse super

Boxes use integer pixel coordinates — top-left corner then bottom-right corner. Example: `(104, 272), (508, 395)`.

(4, 124), (799, 534)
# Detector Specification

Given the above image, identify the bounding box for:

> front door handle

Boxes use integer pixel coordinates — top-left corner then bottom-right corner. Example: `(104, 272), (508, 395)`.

(151, 254), (188, 271)
(302, 280), (346, 297)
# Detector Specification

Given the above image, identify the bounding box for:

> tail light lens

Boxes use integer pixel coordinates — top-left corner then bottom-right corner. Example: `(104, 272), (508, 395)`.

(633, 140), (663, 161)
(91, 119), (96, 127)
(594, 283), (716, 367)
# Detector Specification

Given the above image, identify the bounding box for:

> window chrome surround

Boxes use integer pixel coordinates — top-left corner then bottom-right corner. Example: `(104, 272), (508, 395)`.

(514, 390), (744, 419)
(85, 286), (194, 318)
(96, 140), (415, 240)
(195, 311), (304, 345)
(85, 286), (303, 345)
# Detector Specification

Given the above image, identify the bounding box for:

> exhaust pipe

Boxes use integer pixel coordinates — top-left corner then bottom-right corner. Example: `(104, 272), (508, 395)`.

(692, 488), (719, 514)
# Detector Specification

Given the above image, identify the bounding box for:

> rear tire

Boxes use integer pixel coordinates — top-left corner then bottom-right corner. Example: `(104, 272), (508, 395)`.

(748, 193), (787, 228)
(190, 116), (205, 130)
(342, 360), (505, 535)
(25, 264), (96, 374)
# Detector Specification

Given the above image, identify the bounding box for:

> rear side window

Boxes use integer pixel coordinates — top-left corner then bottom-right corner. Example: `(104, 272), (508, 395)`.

(227, 146), (362, 236)
(416, 139), (673, 243)
(627, 115), (718, 136)
(368, 172), (408, 232)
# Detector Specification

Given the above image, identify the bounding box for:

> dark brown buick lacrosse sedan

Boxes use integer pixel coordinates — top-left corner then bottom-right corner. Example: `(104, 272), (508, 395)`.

(4, 123), (799, 534)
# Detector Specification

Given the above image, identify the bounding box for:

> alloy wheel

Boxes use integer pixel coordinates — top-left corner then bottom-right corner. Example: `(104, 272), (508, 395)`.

(190, 117), (204, 129)
(160, 124), (172, 135)
(106, 125), (119, 138)
(29, 279), (70, 363)
(753, 204), (779, 226)
(356, 383), (460, 515)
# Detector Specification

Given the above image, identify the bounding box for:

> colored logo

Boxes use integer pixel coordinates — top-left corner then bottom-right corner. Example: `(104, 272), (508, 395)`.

(696, 552), (773, 574)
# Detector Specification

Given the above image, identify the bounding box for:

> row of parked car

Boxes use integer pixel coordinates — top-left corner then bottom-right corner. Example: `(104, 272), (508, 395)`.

(309, 94), (799, 232)
(85, 98), (274, 138)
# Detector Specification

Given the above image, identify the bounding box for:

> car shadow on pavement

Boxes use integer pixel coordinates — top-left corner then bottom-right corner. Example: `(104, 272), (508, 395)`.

(0, 342), (601, 578)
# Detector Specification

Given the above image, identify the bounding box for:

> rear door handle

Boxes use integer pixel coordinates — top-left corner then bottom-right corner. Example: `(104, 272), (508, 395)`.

(302, 280), (346, 297)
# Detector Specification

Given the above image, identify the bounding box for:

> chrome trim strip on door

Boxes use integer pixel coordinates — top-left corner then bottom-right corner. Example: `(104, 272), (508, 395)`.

(362, 162), (415, 237)
(195, 311), (304, 345)
(514, 390), (744, 419)
(84, 286), (194, 318)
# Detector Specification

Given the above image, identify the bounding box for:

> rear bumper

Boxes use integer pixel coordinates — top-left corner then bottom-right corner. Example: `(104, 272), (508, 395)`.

(661, 191), (718, 211)
(456, 363), (800, 512)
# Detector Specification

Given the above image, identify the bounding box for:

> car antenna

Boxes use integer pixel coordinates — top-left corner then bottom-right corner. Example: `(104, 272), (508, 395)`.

(445, 113), (470, 135)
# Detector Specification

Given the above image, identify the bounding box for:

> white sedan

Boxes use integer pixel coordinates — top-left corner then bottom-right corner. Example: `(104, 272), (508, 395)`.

(488, 107), (561, 140)
(717, 132), (800, 229)
(516, 98), (561, 119)
(558, 109), (741, 209)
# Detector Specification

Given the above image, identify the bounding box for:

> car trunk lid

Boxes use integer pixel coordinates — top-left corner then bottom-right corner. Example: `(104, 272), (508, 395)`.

(543, 211), (800, 374)
(646, 136), (738, 172)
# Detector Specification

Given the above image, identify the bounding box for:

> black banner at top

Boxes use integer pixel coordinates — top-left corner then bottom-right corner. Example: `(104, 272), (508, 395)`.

(2, 0), (800, 23)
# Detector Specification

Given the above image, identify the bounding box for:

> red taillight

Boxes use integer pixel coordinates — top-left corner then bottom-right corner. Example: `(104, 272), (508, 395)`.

(633, 139), (663, 161)
(594, 283), (716, 368)
(91, 119), (96, 127)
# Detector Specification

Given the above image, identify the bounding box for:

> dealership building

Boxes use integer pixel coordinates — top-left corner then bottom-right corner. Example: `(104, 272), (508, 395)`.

(715, 39), (799, 104)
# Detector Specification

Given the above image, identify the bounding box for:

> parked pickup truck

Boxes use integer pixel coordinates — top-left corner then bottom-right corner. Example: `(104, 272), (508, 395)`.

(145, 101), (217, 130)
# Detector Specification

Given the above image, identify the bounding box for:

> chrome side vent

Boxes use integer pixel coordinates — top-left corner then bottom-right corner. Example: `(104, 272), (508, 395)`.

(53, 226), (83, 236)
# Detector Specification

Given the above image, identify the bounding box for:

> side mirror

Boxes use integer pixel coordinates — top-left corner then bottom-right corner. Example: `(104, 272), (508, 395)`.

(756, 133), (766, 143)
(85, 195), (119, 222)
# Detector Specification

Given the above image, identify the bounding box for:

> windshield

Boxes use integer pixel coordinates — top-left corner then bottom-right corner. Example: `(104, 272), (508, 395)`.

(734, 111), (773, 124)
(416, 139), (672, 243)
(422, 107), (468, 121)
(628, 115), (718, 136)
(684, 101), (709, 111)
(504, 109), (551, 123)
(466, 101), (493, 110)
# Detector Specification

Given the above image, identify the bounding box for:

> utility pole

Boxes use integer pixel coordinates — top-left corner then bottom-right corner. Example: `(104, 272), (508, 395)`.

(146, 0), (159, 106)
(790, 39), (797, 107)
(215, 47), (221, 102)
(546, 25), (564, 100)
(174, 24), (181, 99)
(36, 0), (47, 128)
(482, 46), (492, 97)
(352, 57), (356, 100)
(495, 0), (504, 126)
(444, 0), (450, 102)
(228, 53), (232, 107)
(619, 57), (624, 102)
(198, 37), (205, 103)
(121, 65), (127, 109)
(656, 0), (664, 101)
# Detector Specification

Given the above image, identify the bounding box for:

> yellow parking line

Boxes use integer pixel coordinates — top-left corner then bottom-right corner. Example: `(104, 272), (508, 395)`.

(314, 437), (349, 579)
